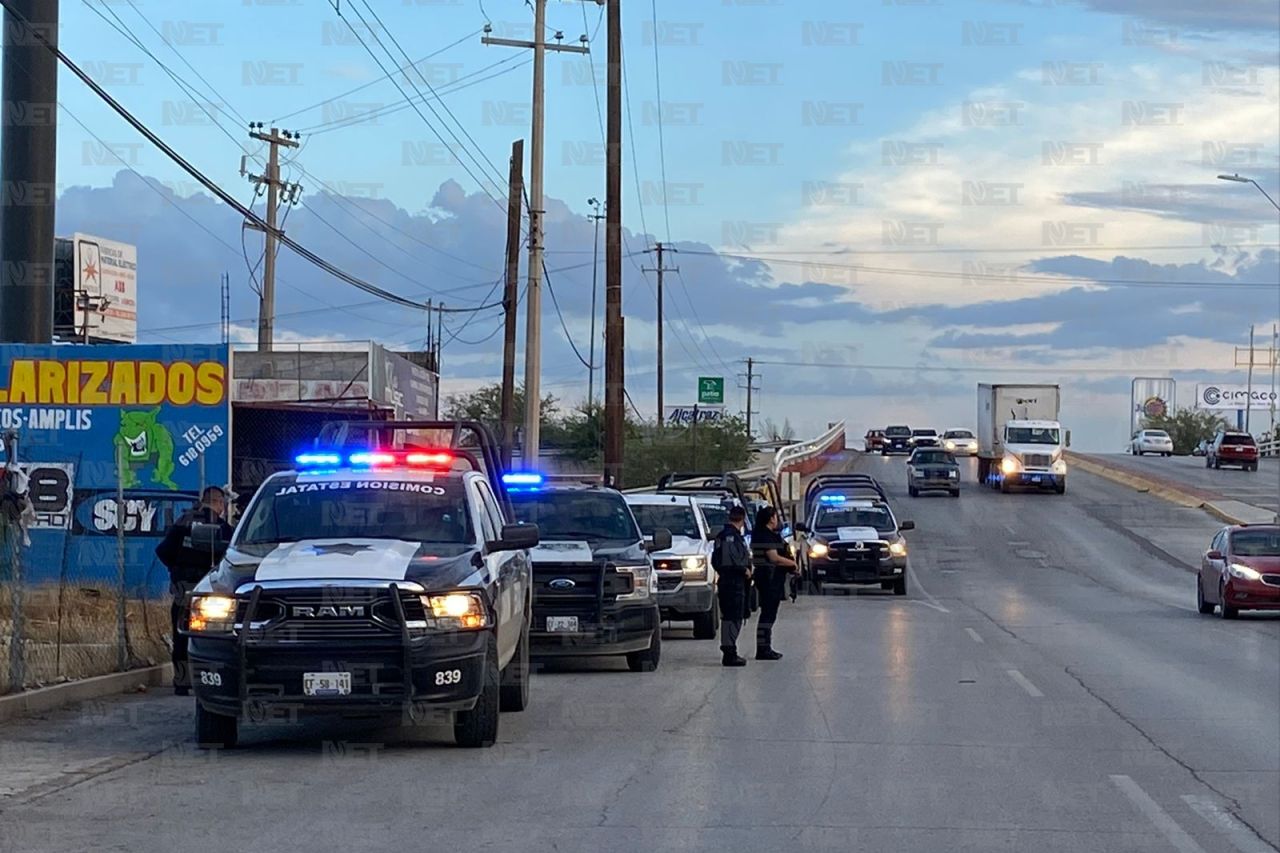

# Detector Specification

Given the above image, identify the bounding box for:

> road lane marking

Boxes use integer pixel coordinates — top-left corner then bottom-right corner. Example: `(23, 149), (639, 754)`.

(1006, 669), (1043, 697)
(965, 628), (984, 644)
(1181, 795), (1276, 853)
(1109, 776), (1209, 853)
(911, 599), (950, 613)
(905, 564), (949, 612)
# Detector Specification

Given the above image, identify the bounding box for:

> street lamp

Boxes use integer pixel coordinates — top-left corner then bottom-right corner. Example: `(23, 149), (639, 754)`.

(1216, 174), (1280, 212)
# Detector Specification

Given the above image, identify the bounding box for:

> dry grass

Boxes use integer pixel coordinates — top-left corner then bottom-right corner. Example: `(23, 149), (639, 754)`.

(0, 583), (170, 692)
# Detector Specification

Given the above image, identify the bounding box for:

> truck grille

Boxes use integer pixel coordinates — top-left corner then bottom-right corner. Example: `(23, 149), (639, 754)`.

(656, 574), (682, 592)
(820, 542), (888, 582)
(533, 563), (630, 622)
(1261, 574), (1280, 587)
(236, 587), (425, 645)
(1022, 453), (1052, 468)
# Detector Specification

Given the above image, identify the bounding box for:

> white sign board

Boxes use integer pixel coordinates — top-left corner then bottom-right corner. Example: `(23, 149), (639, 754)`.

(1194, 384), (1278, 411)
(664, 405), (726, 427)
(73, 233), (137, 343)
(232, 379), (372, 404)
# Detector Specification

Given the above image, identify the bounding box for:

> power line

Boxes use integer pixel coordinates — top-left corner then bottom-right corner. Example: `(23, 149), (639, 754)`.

(751, 359), (1207, 375)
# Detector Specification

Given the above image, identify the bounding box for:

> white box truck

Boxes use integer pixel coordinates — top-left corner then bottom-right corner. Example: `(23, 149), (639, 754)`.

(976, 384), (1068, 494)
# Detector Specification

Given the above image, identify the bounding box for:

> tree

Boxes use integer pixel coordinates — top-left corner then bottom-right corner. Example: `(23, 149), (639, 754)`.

(621, 416), (753, 486)
(443, 383), (563, 444)
(760, 417), (796, 443)
(1141, 408), (1226, 455)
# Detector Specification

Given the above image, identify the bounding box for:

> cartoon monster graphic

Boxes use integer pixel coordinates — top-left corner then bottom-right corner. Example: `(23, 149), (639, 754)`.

(115, 408), (178, 490)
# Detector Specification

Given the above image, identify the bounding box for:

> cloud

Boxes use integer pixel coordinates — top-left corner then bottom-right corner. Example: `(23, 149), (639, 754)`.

(1075, 0), (1280, 32)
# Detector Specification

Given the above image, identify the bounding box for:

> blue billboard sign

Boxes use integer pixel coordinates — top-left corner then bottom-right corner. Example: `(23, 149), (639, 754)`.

(0, 344), (230, 593)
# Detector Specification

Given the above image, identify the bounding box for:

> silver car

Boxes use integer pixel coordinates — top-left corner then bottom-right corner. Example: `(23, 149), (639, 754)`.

(942, 428), (978, 456)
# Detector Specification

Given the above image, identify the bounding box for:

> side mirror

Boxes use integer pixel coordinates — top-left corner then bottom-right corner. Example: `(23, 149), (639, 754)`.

(1207, 549), (1223, 561)
(189, 522), (228, 554)
(899, 520), (916, 531)
(492, 522), (540, 552)
(646, 527), (673, 552)
(794, 522), (810, 534)
(1065, 430), (1072, 448)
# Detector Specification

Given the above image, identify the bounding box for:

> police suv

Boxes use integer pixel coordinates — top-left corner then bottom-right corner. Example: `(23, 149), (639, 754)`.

(625, 493), (718, 639)
(184, 421), (537, 749)
(798, 475), (913, 596)
(506, 476), (667, 672)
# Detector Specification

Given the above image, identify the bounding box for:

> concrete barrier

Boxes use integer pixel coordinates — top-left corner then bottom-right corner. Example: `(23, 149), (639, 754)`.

(0, 664), (173, 724)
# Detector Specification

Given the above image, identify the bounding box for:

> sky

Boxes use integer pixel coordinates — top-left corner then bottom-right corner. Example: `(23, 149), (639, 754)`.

(38, 0), (1280, 450)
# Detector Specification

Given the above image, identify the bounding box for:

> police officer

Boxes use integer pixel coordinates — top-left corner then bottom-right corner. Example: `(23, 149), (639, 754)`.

(750, 506), (797, 660)
(155, 486), (233, 695)
(712, 505), (752, 667)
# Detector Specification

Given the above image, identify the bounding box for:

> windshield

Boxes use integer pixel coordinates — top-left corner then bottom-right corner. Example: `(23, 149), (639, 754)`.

(1006, 426), (1060, 445)
(698, 501), (731, 530)
(886, 426), (911, 436)
(912, 451), (955, 465)
(945, 430), (973, 439)
(629, 503), (701, 539)
(913, 429), (937, 436)
(1143, 430), (1169, 438)
(510, 490), (640, 542)
(1231, 530), (1280, 557)
(813, 505), (896, 535)
(238, 478), (473, 546)
(1223, 434), (1256, 446)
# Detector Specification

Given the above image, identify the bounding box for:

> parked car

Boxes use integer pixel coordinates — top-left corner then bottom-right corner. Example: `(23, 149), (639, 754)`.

(1130, 429), (1174, 456)
(1197, 524), (1280, 618)
(864, 429), (885, 452)
(1206, 430), (1259, 471)
(941, 428), (978, 456)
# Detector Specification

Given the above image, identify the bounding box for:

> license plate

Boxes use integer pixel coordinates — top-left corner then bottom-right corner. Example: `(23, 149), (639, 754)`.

(303, 672), (351, 697)
(546, 616), (579, 632)
(1030, 476), (1042, 484)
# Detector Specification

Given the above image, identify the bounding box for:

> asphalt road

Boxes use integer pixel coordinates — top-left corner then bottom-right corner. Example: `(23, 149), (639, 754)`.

(2, 452), (1277, 853)
(1086, 452), (1279, 516)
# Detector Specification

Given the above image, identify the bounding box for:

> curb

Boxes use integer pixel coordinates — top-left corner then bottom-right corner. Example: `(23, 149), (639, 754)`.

(1066, 452), (1259, 525)
(0, 664), (173, 724)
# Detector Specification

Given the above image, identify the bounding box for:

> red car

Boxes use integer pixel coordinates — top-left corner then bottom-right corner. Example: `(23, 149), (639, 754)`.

(1197, 524), (1280, 618)
(1206, 430), (1259, 471)
(864, 429), (885, 452)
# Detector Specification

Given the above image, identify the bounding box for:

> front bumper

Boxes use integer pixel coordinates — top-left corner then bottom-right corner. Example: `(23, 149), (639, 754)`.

(811, 557), (906, 585)
(1006, 470), (1063, 489)
(882, 441), (911, 454)
(189, 630), (489, 720)
(910, 473), (959, 491)
(1223, 577), (1280, 610)
(655, 576), (715, 618)
(530, 602), (658, 657)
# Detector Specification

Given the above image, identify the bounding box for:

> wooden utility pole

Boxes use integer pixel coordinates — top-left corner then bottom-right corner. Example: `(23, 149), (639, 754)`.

(501, 140), (525, 468)
(482, 5), (591, 465)
(743, 357), (758, 440)
(644, 242), (678, 424)
(587, 197), (605, 407)
(603, 0), (625, 486)
(245, 124), (299, 351)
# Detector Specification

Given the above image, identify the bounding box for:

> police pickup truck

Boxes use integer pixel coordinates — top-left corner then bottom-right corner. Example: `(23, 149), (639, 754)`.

(184, 421), (537, 749)
(798, 475), (913, 595)
(625, 493), (718, 639)
(506, 475), (667, 672)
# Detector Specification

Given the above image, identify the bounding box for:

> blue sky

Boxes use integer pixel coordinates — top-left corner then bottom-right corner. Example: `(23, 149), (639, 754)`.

(44, 0), (1280, 448)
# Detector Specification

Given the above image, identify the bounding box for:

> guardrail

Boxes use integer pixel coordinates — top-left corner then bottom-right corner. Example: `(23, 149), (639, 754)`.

(772, 421), (846, 478)
(1260, 434), (1278, 457)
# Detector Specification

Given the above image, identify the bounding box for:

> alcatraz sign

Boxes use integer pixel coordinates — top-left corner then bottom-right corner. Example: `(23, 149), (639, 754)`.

(664, 405), (726, 427)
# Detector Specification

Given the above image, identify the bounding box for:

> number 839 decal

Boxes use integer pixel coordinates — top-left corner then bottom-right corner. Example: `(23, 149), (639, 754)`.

(434, 669), (462, 686)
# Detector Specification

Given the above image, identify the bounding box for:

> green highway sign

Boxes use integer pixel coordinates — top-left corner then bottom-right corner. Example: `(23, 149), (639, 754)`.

(698, 376), (724, 405)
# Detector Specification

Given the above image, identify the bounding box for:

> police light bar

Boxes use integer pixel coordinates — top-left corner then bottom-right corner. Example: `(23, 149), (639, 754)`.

(502, 472), (544, 487)
(295, 450), (455, 469)
(818, 494), (847, 503)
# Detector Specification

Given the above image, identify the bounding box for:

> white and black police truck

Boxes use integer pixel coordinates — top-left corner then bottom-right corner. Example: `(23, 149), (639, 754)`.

(184, 421), (537, 749)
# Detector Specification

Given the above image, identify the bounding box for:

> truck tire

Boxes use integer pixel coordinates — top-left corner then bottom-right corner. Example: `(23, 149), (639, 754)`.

(691, 598), (719, 640)
(1054, 482), (1066, 495)
(999, 477), (1011, 494)
(908, 485), (919, 497)
(627, 625), (662, 672)
(892, 575), (907, 596)
(950, 489), (960, 498)
(195, 703), (238, 750)
(455, 636), (500, 748)
(499, 622), (530, 712)
(977, 457), (989, 484)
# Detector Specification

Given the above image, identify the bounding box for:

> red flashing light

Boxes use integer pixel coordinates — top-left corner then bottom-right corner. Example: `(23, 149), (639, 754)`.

(406, 451), (454, 467)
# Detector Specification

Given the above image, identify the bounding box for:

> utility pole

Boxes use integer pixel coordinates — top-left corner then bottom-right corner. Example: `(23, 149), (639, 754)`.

(740, 358), (761, 440)
(220, 272), (230, 345)
(501, 140), (525, 468)
(482, 6), (591, 465)
(587, 197), (604, 408)
(1245, 324), (1256, 433)
(0, 0), (59, 343)
(644, 242), (678, 424)
(244, 124), (300, 352)
(603, 0), (625, 486)
(1271, 324), (1278, 436)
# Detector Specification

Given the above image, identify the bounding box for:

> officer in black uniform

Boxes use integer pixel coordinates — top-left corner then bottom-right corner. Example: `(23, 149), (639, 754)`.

(155, 486), (234, 695)
(750, 506), (797, 660)
(712, 505), (752, 667)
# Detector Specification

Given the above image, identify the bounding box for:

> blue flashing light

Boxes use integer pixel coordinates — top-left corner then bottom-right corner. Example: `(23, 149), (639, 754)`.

(818, 494), (847, 504)
(502, 472), (544, 488)
(296, 452), (341, 468)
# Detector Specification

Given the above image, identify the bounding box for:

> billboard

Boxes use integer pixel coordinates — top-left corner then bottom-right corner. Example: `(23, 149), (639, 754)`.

(1194, 383), (1278, 411)
(0, 344), (230, 593)
(664, 405), (726, 427)
(72, 233), (138, 343)
(1130, 377), (1175, 434)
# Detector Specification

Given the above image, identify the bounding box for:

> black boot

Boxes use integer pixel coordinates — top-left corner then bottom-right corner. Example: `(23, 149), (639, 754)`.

(721, 649), (747, 667)
(755, 624), (782, 660)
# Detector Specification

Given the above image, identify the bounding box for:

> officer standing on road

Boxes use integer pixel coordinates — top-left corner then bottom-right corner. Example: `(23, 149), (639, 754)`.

(712, 506), (752, 667)
(750, 506), (797, 660)
(155, 486), (233, 695)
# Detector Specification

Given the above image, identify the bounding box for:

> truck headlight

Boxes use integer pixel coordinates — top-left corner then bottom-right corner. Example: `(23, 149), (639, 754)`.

(1001, 455), (1021, 474)
(948, 469), (958, 478)
(188, 594), (236, 634)
(889, 541), (907, 557)
(616, 564), (653, 600)
(1229, 563), (1262, 581)
(682, 555), (708, 580)
(421, 592), (490, 630)
(809, 542), (829, 559)
(1052, 457), (1067, 474)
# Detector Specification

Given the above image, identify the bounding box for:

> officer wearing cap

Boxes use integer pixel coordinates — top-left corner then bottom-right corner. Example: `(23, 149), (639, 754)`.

(711, 505), (752, 667)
